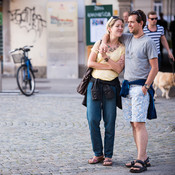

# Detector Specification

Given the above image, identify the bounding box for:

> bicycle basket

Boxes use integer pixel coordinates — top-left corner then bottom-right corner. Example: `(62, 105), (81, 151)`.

(11, 53), (24, 64)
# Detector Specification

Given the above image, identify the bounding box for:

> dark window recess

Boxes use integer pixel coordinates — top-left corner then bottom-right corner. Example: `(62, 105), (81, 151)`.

(0, 26), (2, 55)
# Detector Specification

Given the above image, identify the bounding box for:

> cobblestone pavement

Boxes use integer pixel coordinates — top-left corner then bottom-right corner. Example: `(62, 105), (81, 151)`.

(0, 91), (174, 175)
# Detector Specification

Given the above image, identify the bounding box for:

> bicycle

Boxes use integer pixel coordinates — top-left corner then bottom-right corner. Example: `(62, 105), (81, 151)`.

(10, 45), (36, 96)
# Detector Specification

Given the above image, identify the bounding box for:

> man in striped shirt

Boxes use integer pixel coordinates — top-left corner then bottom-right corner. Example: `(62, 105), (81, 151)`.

(143, 11), (174, 69)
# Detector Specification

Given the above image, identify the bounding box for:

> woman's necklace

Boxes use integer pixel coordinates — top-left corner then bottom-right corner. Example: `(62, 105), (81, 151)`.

(107, 42), (120, 52)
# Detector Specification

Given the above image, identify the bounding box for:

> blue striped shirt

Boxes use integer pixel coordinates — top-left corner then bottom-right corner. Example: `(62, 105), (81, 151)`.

(143, 25), (164, 54)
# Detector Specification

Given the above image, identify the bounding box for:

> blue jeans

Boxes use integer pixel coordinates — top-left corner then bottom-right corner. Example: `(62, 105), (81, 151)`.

(87, 81), (117, 158)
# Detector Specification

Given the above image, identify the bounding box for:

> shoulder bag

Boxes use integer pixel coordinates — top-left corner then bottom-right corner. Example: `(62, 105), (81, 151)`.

(76, 67), (93, 95)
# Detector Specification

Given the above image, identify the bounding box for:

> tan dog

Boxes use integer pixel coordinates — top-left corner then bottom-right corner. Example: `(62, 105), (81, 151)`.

(153, 71), (175, 99)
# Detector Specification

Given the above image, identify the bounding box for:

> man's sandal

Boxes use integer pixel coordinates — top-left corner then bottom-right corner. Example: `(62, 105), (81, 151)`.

(125, 160), (135, 168)
(130, 160), (147, 173)
(125, 157), (151, 168)
(103, 158), (112, 166)
(144, 157), (151, 167)
(88, 156), (104, 164)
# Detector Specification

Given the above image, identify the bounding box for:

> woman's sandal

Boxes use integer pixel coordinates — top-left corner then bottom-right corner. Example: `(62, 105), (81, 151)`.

(88, 156), (104, 164)
(103, 158), (113, 166)
(130, 160), (147, 173)
(125, 157), (151, 168)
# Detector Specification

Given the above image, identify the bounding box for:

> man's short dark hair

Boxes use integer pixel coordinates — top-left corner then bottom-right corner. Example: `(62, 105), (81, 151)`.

(129, 9), (146, 29)
(147, 11), (157, 18)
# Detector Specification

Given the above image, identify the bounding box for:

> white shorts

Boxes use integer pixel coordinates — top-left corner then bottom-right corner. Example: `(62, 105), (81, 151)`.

(122, 85), (150, 123)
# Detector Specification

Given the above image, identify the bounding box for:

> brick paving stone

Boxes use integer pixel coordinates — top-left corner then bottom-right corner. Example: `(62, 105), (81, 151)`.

(0, 93), (174, 175)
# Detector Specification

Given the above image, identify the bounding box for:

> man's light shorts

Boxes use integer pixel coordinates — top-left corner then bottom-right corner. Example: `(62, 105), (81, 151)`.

(122, 85), (150, 123)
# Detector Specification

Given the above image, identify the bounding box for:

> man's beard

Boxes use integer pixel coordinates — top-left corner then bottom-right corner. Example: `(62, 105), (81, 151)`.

(131, 29), (139, 35)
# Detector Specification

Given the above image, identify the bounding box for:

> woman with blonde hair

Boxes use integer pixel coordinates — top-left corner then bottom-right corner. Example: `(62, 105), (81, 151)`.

(87, 16), (125, 166)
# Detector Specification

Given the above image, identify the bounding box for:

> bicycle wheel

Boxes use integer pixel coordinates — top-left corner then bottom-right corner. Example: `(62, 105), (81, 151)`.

(17, 65), (35, 96)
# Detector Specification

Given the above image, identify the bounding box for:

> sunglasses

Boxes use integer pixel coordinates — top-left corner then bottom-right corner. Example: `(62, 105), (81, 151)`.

(131, 10), (142, 18)
(149, 17), (158, 20)
(112, 16), (119, 19)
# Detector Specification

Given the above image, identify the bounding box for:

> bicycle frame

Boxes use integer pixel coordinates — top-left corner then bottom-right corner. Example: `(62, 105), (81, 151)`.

(23, 51), (35, 80)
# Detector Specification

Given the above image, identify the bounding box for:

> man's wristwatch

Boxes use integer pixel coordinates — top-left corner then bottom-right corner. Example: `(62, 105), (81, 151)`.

(144, 84), (150, 90)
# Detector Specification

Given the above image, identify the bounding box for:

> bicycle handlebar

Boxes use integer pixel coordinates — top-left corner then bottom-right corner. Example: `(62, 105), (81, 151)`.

(23, 45), (33, 49)
(9, 45), (33, 54)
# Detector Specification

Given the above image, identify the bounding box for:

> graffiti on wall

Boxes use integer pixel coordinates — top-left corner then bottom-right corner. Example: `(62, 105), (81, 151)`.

(8, 7), (47, 38)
